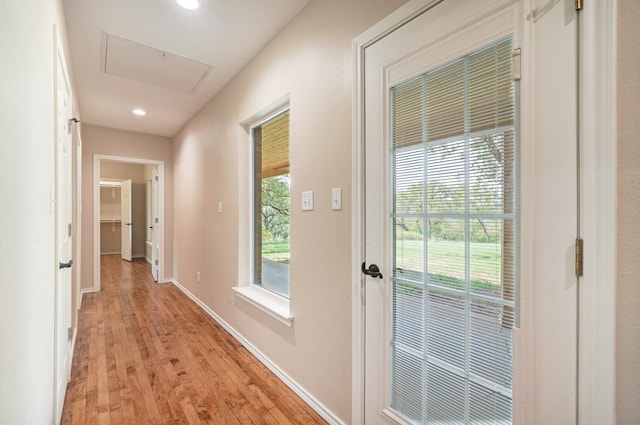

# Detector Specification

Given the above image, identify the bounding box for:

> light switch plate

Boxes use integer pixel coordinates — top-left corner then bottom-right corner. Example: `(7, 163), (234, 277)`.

(331, 187), (342, 210)
(302, 190), (314, 211)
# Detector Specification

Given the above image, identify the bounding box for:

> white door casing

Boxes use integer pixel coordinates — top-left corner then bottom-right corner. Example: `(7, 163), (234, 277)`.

(151, 166), (159, 282)
(54, 29), (73, 424)
(350, 0), (616, 423)
(363, 2), (528, 423)
(74, 126), (82, 313)
(93, 155), (166, 290)
(121, 179), (133, 262)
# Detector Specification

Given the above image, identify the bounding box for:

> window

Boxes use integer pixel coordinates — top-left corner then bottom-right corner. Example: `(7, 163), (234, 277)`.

(390, 38), (518, 423)
(252, 110), (290, 298)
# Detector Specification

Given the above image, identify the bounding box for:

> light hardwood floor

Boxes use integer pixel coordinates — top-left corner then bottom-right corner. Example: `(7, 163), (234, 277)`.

(61, 256), (327, 425)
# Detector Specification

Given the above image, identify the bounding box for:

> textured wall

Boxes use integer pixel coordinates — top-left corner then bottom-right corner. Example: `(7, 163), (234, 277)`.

(81, 124), (174, 289)
(0, 0), (77, 422)
(101, 161), (147, 183)
(617, 0), (640, 422)
(171, 0), (405, 422)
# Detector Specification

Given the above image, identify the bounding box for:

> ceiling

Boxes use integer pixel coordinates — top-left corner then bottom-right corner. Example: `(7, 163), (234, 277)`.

(62, 0), (310, 137)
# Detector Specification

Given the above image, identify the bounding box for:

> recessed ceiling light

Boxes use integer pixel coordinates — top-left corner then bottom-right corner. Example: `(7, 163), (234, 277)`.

(132, 108), (146, 116)
(176, 0), (199, 10)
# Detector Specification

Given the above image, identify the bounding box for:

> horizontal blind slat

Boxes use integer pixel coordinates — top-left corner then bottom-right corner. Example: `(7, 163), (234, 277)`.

(391, 37), (516, 424)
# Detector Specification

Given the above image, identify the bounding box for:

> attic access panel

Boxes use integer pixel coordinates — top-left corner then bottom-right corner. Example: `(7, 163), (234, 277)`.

(103, 32), (213, 94)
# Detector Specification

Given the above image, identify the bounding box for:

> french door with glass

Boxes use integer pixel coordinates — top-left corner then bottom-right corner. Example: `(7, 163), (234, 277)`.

(361, 0), (579, 424)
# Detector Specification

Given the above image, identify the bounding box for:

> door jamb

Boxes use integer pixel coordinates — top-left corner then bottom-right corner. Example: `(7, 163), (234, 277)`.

(93, 154), (166, 291)
(350, 0), (616, 424)
(352, 2), (444, 423)
(576, 0), (617, 422)
(54, 24), (73, 425)
(74, 128), (82, 311)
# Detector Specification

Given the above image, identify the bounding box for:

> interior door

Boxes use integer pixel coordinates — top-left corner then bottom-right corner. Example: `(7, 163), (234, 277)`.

(54, 37), (73, 424)
(151, 167), (159, 281)
(121, 179), (133, 262)
(362, 0), (578, 424)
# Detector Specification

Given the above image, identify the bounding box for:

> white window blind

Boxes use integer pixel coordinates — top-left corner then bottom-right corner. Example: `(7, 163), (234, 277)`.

(390, 38), (517, 424)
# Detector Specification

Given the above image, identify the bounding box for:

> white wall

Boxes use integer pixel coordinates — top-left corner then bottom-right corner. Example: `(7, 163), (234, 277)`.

(617, 0), (640, 422)
(0, 0), (78, 422)
(172, 0), (406, 422)
(101, 161), (146, 183)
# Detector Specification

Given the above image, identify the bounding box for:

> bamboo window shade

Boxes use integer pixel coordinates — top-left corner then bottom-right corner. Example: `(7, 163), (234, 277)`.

(260, 111), (290, 178)
(393, 39), (514, 148)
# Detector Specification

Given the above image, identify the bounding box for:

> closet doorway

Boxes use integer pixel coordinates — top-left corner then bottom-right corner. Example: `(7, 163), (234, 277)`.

(93, 155), (165, 290)
(99, 178), (137, 262)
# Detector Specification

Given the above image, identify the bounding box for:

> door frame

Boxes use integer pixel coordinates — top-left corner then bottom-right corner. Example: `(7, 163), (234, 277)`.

(93, 154), (166, 290)
(74, 125), (83, 318)
(120, 178), (133, 262)
(151, 165), (160, 282)
(350, 0), (616, 423)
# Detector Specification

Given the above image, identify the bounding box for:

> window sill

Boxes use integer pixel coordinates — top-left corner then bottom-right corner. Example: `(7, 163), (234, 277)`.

(232, 285), (293, 327)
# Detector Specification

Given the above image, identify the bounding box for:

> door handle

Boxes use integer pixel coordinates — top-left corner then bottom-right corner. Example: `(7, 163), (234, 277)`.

(125, 222), (133, 226)
(362, 262), (383, 279)
(59, 260), (73, 269)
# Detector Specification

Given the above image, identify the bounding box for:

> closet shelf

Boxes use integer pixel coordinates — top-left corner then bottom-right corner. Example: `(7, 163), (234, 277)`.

(100, 219), (122, 223)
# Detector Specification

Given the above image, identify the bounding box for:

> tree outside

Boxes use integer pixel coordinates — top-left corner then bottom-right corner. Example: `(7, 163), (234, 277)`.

(394, 132), (513, 297)
(261, 175), (290, 264)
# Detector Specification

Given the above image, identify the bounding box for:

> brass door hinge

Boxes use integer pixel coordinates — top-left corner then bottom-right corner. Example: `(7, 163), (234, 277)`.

(575, 238), (584, 277)
(575, 0), (583, 11)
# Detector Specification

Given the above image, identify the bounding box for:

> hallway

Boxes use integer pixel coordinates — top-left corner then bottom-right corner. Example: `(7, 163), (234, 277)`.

(61, 256), (326, 425)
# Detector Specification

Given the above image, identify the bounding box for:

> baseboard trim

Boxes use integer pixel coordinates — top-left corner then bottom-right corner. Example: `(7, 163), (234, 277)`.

(99, 253), (145, 258)
(70, 325), (78, 374)
(170, 278), (346, 425)
(81, 287), (98, 296)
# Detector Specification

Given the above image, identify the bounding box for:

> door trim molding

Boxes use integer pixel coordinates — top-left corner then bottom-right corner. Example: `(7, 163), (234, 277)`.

(351, 0), (617, 423)
(93, 154), (166, 291)
(54, 23), (73, 425)
(352, 2), (444, 423)
(576, 0), (617, 423)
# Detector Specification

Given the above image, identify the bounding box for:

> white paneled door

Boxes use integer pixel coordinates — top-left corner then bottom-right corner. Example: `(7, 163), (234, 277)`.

(121, 179), (133, 262)
(362, 0), (579, 424)
(54, 32), (73, 424)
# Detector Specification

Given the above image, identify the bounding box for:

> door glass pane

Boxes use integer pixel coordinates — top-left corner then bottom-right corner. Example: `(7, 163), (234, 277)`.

(427, 219), (465, 291)
(390, 37), (517, 424)
(427, 140), (466, 214)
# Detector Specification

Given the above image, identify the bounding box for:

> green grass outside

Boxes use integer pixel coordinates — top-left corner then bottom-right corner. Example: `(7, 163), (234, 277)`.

(262, 240), (290, 264)
(260, 238), (508, 295)
(394, 239), (507, 296)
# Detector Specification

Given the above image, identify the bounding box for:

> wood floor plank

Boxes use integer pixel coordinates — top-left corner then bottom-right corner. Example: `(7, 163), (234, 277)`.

(61, 256), (327, 425)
